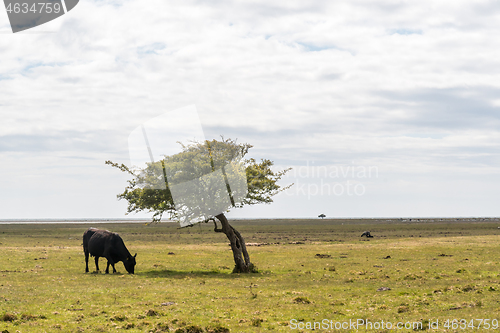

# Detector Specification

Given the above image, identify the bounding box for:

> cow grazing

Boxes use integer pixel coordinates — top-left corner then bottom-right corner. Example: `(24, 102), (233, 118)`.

(360, 231), (373, 238)
(83, 228), (137, 274)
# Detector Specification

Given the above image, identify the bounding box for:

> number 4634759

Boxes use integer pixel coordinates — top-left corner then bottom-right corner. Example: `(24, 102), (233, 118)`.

(6, 2), (62, 14)
(444, 319), (499, 330)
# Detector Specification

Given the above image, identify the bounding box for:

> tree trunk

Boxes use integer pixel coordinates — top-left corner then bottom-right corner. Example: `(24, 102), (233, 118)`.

(215, 213), (255, 273)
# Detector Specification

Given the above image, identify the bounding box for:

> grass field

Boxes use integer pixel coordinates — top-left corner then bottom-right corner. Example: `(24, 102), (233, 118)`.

(0, 218), (499, 332)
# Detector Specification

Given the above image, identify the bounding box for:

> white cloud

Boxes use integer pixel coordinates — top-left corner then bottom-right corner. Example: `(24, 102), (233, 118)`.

(1, 0), (500, 219)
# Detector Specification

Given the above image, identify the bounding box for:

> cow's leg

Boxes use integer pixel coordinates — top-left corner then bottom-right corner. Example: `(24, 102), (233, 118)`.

(94, 256), (100, 272)
(105, 261), (117, 274)
(85, 251), (89, 273)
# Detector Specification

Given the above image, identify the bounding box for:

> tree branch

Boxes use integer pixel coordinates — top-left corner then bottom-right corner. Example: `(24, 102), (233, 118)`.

(213, 219), (223, 233)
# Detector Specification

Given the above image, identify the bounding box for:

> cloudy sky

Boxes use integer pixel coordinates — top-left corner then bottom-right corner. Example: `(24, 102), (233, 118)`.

(1, 0), (500, 220)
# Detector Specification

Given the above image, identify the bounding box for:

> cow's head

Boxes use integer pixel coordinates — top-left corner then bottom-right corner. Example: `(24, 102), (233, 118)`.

(124, 253), (137, 274)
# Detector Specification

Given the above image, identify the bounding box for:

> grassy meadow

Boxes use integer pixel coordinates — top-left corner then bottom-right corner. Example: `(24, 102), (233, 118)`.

(0, 218), (499, 332)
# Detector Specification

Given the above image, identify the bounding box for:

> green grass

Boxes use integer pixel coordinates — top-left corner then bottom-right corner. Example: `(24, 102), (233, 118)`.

(0, 219), (499, 332)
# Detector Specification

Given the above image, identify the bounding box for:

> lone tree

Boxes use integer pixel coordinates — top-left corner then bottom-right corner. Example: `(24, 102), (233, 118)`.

(318, 214), (326, 219)
(106, 138), (291, 273)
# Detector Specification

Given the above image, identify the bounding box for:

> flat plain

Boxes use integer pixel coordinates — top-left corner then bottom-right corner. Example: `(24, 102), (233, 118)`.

(0, 218), (499, 332)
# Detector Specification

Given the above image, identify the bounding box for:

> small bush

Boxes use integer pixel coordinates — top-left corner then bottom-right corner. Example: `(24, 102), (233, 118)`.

(124, 322), (135, 329)
(397, 305), (409, 313)
(21, 313), (38, 321)
(232, 263), (257, 273)
(206, 324), (230, 333)
(146, 309), (158, 317)
(251, 318), (263, 327)
(462, 285), (475, 292)
(175, 325), (203, 333)
(293, 297), (311, 304)
(1, 313), (17, 322)
(110, 314), (127, 322)
(156, 322), (170, 332)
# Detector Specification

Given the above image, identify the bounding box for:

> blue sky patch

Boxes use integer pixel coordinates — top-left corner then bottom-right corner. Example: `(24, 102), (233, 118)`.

(390, 28), (423, 35)
(136, 43), (166, 57)
(297, 42), (334, 52)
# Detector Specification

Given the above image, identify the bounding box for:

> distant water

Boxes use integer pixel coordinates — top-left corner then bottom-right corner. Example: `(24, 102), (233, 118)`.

(1, 217), (498, 224)
(0, 218), (155, 224)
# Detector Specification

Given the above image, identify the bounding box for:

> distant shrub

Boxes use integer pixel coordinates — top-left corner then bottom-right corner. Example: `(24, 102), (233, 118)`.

(110, 314), (127, 322)
(1, 313), (17, 322)
(124, 322), (135, 329)
(251, 318), (263, 327)
(146, 309), (158, 317)
(175, 325), (203, 333)
(21, 313), (38, 321)
(462, 285), (475, 292)
(206, 324), (230, 332)
(156, 322), (170, 332)
(397, 305), (409, 313)
(293, 297), (311, 304)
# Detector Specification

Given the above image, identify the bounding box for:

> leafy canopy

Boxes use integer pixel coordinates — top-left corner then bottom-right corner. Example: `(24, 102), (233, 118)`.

(106, 138), (291, 224)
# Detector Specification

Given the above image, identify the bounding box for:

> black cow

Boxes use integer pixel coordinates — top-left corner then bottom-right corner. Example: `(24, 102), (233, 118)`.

(83, 228), (137, 274)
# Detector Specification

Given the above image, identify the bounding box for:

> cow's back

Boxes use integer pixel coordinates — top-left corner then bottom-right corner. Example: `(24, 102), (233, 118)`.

(87, 229), (113, 257)
(83, 228), (99, 252)
(88, 229), (128, 258)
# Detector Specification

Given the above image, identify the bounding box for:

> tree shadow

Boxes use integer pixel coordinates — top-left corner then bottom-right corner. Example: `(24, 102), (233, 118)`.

(137, 268), (266, 279)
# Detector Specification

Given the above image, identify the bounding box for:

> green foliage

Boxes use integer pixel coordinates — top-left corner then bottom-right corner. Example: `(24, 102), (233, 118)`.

(106, 138), (291, 224)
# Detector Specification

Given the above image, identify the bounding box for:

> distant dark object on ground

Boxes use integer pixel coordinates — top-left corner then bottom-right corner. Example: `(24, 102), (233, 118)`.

(83, 228), (137, 274)
(383, 255), (391, 259)
(315, 253), (331, 258)
(377, 287), (391, 291)
(318, 214), (326, 219)
(161, 301), (175, 306)
(361, 231), (373, 238)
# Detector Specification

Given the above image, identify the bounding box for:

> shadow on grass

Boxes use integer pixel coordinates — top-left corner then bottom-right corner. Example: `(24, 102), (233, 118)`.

(137, 269), (267, 279)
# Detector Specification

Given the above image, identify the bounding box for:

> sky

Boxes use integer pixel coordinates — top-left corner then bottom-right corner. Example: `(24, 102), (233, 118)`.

(1, 0), (500, 220)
